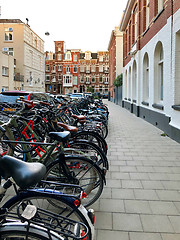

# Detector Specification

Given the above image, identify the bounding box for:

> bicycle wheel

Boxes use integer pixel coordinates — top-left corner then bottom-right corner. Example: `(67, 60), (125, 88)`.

(73, 130), (108, 155)
(3, 192), (92, 240)
(0, 223), (60, 240)
(67, 140), (109, 170)
(45, 156), (104, 207)
(0, 130), (13, 156)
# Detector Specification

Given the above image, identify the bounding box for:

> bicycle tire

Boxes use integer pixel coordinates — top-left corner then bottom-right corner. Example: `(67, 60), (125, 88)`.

(73, 130), (108, 155)
(45, 155), (104, 207)
(67, 140), (109, 170)
(3, 192), (92, 240)
(0, 223), (61, 240)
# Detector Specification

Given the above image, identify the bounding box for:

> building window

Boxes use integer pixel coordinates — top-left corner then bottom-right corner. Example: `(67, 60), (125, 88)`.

(85, 52), (91, 60)
(80, 65), (84, 72)
(154, 42), (164, 103)
(58, 54), (62, 60)
(46, 75), (50, 81)
(63, 75), (72, 84)
(143, 53), (149, 103)
(99, 65), (103, 72)
(99, 75), (103, 83)
(4, 28), (13, 41)
(3, 47), (14, 56)
(104, 76), (109, 83)
(66, 65), (70, 73)
(53, 85), (56, 92)
(73, 65), (77, 73)
(29, 72), (33, 86)
(52, 75), (56, 82)
(58, 65), (62, 71)
(99, 55), (103, 62)
(46, 65), (50, 71)
(73, 54), (77, 62)
(2, 66), (9, 76)
(174, 32), (180, 105)
(80, 76), (84, 83)
(91, 65), (96, 72)
(105, 55), (109, 61)
(73, 76), (77, 85)
(146, 0), (150, 29)
(86, 65), (90, 73)
(91, 77), (95, 83)
(99, 85), (103, 93)
(158, 0), (164, 13)
(132, 61), (137, 101)
(124, 70), (127, 99)
(128, 67), (131, 99)
(134, 7), (138, 42)
(65, 51), (71, 60)
(52, 65), (56, 72)
(86, 76), (90, 83)
(58, 74), (62, 81)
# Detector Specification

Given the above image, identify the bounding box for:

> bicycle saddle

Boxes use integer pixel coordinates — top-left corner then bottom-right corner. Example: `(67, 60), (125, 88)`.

(0, 156), (46, 189)
(57, 122), (78, 133)
(48, 131), (70, 143)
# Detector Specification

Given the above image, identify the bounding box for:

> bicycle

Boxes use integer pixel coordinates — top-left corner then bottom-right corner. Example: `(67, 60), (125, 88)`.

(0, 155), (95, 239)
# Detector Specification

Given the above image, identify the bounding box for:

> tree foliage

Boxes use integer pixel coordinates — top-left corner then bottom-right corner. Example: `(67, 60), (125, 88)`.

(113, 73), (123, 87)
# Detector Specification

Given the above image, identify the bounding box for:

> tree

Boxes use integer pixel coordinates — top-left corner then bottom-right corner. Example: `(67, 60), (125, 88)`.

(113, 73), (123, 87)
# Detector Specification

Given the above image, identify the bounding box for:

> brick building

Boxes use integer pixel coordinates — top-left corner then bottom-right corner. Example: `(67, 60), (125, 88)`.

(45, 42), (109, 95)
(108, 26), (123, 101)
(79, 51), (109, 94)
(120, 0), (180, 142)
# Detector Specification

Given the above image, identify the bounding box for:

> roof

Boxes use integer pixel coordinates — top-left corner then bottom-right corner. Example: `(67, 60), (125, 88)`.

(119, 0), (135, 31)
(0, 19), (24, 24)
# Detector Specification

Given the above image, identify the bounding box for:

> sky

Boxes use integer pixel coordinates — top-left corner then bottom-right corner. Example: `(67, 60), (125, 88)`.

(0, 0), (127, 52)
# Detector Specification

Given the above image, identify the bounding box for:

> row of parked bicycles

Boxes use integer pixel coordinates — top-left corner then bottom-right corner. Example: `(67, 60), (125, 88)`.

(0, 95), (109, 240)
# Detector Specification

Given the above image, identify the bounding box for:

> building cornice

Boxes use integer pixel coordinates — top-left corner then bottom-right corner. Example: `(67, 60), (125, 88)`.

(119, 0), (135, 31)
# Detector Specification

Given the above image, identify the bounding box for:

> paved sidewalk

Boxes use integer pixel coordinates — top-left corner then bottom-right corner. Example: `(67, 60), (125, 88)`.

(93, 100), (180, 240)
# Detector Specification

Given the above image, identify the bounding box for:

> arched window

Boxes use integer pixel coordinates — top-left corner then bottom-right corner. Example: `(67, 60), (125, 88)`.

(154, 42), (164, 103)
(132, 61), (137, 101)
(124, 70), (127, 99)
(128, 67), (131, 100)
(143, 53), (149, 103)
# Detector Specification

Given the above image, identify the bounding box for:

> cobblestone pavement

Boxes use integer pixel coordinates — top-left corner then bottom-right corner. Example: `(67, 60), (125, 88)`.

(93, 100), (180, 240)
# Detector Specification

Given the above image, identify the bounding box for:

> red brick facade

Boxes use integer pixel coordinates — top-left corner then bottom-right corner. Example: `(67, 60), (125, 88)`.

(121, 0), (180, 67)
(45, 41), (109, 95)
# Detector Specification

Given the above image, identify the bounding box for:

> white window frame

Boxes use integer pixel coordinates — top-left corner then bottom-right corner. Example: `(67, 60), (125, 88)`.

(73, 65), (77, 73)
(4, 28), (13, 41)
(2, 66), (9, 76)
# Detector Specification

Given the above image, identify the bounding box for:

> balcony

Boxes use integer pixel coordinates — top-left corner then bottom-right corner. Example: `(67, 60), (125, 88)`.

(104, 81), (109, 85)
(86, 70), (90, 73)
(104, 70), (109, 73)
(63, 81), (73, 87)
(85, 81), (91, 84)
(14, 73), (24, 82)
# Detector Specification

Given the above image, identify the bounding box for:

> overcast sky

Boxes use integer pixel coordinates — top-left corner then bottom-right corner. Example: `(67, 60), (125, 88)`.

(0, 0), (127, 52)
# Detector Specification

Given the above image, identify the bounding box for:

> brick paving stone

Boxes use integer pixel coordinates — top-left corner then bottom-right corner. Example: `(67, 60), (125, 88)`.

(124, 200), (152, 214)
(168, 216), (180, 233)
(161, 233), (180, 240)
(129, 232), (162, 240)
(112, 188), (135, 199)
(113, 213), (143, 231)
(99, 199), (125, 212)
(149, 201), (179, 215)
(140, 215), (174, 232)
(97, 230), (129, 240)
